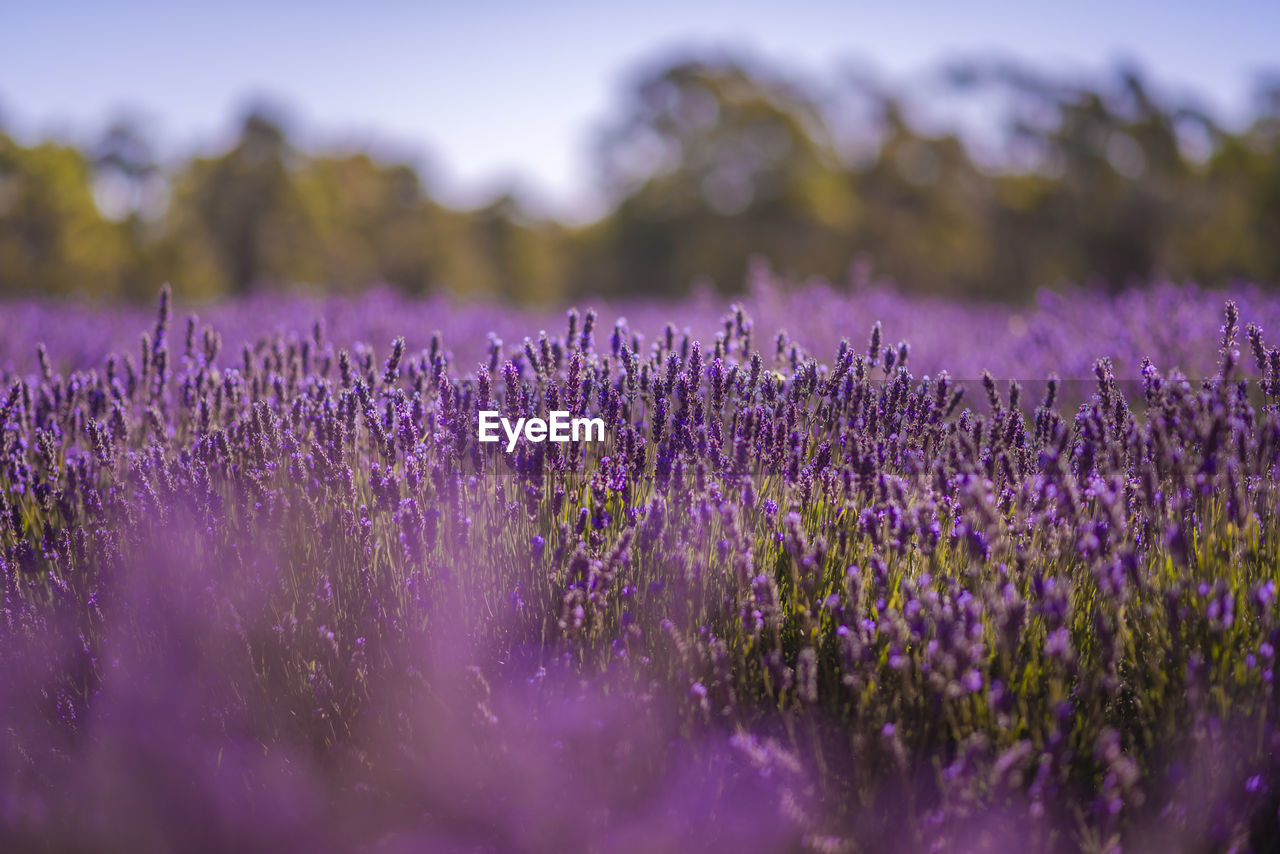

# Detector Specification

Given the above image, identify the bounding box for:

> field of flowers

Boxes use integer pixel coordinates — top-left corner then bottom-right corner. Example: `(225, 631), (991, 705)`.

(2, 275), (1280, 853)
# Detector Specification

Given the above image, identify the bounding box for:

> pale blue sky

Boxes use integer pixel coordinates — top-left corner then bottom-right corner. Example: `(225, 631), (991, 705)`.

(3, 0), (1277, 220)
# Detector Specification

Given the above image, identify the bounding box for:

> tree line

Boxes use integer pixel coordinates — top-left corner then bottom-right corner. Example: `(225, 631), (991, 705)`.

(2, 55), (1279, 303)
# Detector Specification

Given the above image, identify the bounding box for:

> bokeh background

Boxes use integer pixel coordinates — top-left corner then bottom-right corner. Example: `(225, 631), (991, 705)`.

(2, 0), (1278, 304)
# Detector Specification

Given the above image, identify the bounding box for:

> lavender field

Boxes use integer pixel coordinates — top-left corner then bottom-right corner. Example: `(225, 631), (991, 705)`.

(3, 276), (1280, 853)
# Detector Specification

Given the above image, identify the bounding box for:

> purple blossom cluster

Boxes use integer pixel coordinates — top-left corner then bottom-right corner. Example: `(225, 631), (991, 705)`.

(6, 265), (1280, 382)
(2, 280), (1280, 852)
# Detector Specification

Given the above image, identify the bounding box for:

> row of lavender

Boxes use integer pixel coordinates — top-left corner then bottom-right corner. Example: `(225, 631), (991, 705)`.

(2, 281), (1279, 852)
(8, 268), (1280, 381)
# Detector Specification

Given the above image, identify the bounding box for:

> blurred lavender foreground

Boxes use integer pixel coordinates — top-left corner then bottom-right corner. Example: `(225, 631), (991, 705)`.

(3, 276), (1280, 852)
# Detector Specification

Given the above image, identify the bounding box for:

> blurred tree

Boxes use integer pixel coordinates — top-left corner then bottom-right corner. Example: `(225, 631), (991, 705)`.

(946, 61), (1219, 295)
(584, 57), (856, 297)
(1190, 83), (1280, 283)
(293, 152), (438, 292)
(92, 115), (165, 221)
(167, 110), (316, 295)
(0, 133), (130, 297)
(2, 57), (1280, 305)
(470, 192), (569, 303)
(90, 115), (172, 300)
(843, 98), (994, 296)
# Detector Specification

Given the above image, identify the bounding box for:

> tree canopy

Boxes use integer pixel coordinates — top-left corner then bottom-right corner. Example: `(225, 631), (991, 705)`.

(2, 56), (1279, 303)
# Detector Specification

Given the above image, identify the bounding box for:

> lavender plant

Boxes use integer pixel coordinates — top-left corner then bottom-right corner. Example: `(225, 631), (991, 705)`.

(1, 279), (1279, 853)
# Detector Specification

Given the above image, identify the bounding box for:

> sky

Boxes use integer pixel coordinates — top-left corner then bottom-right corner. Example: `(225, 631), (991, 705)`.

(3, 0), (1278, 221)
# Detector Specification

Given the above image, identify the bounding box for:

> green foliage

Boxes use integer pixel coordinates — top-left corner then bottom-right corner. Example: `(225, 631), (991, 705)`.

(584, 59), (856, 297)
(0, 134), (132, 297)
(3, 60), (1280, 303)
